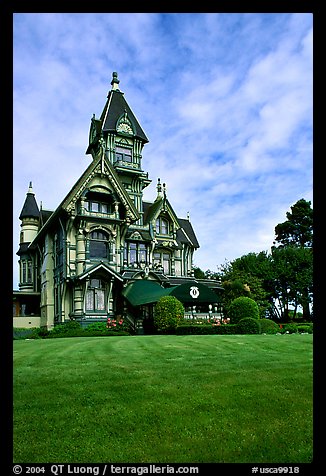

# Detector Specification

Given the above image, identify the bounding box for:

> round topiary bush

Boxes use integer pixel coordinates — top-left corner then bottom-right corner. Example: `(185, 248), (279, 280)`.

(237, 317), (261, 334)
(228, 296), (259, 324)
(154, 296), (185, 332)
(259, 318), (279, 334)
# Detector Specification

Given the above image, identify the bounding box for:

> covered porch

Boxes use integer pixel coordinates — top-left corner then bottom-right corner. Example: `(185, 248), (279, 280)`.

(122, 279), (223, 331)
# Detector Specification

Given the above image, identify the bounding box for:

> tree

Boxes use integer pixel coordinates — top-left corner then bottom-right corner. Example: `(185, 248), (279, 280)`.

(270, 245), (313, 321)
(217, 252), (271, 318)
(273, 198), (313, 320)
(193, 266), (206, 279)
(274, 198), (313, 248)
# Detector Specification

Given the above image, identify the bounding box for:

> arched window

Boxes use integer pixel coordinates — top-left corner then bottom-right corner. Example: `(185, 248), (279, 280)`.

(89, 230), (109, 259)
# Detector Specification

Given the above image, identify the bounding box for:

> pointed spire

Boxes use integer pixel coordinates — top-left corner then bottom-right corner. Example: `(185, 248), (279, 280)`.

(111, 71), (120, 91)
(19, 182), (39, 220)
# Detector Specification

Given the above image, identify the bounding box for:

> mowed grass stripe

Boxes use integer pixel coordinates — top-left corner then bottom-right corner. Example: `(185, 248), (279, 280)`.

(13, 334), (313, 463)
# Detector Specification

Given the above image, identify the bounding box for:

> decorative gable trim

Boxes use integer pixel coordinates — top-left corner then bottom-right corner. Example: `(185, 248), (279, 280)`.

(62, 155), (140, 223)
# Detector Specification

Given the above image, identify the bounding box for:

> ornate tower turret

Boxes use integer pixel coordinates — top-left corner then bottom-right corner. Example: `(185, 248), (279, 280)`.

(17, 182), (40, 290)
(86, 72), (151, 223)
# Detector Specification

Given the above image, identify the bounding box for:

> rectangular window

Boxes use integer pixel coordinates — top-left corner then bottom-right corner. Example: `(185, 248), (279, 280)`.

(89, 240), (107, 258)
(27, 261), (32, 283)
(154, 253), (161, 267)
(129, 243), (137, 263)
(138, 244), (147, 262)
(163, 253), (171, 274)
(91, 202), (99, 212)
(156, 217), (169, 235)
(95, 289), (105, 310)
(22, 261), (27, 283)
(161, 220), (168, 235)
(86, 201), (110, 214)
(115, 146), (132, 163)
(86, 290), (94, 311)
(86, 280), (106, 312)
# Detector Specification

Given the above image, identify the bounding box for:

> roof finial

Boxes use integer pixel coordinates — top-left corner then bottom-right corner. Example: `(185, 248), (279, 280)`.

(111, 72), (120, 91)
(157, 178), (162, 197)
(28, 181), (34, 194)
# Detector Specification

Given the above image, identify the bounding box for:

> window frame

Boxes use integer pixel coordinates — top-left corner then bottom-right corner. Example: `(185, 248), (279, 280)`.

(85, 200), (111, 214)
(114, 145), (133, 164)
(155, 217), (169, 235)
(89, 230), (109, 260)
(124, 241), (148, 266)
(85, 278), (106, 312)
(153, 250), (171, 275)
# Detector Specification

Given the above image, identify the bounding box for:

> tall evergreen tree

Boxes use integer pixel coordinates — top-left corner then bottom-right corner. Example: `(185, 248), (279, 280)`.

(273, 198), (313, 320)
(274, 198), (313, 248)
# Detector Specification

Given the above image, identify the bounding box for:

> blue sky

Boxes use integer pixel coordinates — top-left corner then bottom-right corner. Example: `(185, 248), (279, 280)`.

(13, 13), (313, 288)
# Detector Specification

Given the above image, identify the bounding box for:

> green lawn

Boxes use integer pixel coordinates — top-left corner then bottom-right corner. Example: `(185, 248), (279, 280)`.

(13, 334), (313, 463)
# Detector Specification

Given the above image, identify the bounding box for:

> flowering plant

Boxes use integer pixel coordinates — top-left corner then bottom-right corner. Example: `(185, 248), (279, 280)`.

(209, 317), (230, 326)
(107, 317), (125, 330)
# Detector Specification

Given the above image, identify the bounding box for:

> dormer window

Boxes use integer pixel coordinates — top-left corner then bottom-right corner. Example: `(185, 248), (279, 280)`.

(156, 217), (169, 235)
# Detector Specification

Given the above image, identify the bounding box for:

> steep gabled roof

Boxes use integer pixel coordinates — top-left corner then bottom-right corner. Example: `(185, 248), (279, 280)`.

(177, 218), (200, 249)
(29, 154), (140, 244)
(100, 88), (148, 143)
(143, 196), (180, 228)
(142, 199), (200, 249)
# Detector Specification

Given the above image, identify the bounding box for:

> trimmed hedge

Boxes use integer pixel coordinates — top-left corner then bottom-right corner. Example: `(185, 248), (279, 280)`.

(13, 327), (40, 340)
(295, 324), (313, 334)
(14, 320), (131, 339)
(259, 318), (279, 334)
(154, 296), (185, 332)
(228, 297), (259, 324)
(176, 324), (238, 335)
(237, 317), (261, 334)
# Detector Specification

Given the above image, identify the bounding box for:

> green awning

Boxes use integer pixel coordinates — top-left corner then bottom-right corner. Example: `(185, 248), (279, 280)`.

(122, 280), (174, 306)
(122, 279), (220, 307)
(168, 282), (220, 304)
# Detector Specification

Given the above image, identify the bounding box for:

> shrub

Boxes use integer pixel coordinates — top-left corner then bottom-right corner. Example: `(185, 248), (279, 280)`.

(237, 317), (261, 334)
(13, 327), (39, 340)
(50, 320), (82, 335)
(281, 323), (298, 334)
(259, 318), (279, 334)
(296, 324), (313, 334)
(154, 296), (185, 332)
(228, 297), (259, 324)
(176, 324), (238, 335)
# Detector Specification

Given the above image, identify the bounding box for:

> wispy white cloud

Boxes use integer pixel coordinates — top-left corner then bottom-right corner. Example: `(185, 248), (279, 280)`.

(13, 13), (312, 287)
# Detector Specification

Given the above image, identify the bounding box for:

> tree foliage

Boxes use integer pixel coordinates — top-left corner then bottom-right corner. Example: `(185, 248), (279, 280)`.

(215, 199), (313, 322)
(274, 198), (313, 248)
(273, 198), (313, 320)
